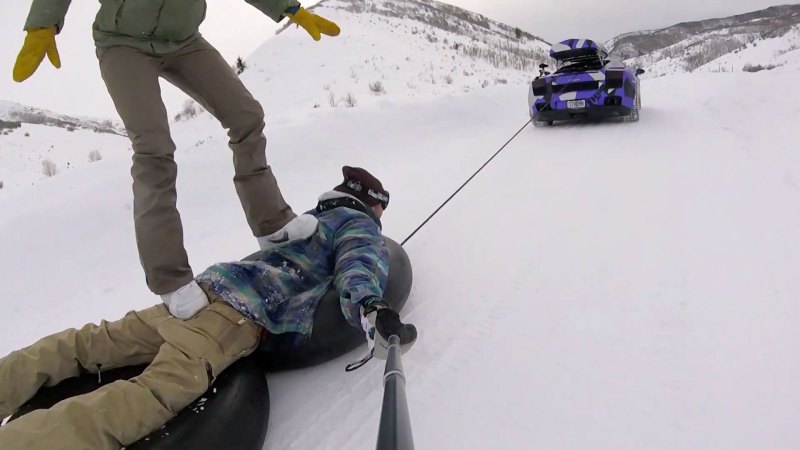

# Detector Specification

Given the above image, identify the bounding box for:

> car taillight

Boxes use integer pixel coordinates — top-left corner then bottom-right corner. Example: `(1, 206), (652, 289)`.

(605, 70), (624, 89)
(531, 78), (548, 96)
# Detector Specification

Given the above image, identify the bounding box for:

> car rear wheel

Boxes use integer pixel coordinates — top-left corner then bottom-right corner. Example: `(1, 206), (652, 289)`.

(623, 89), (641, 123)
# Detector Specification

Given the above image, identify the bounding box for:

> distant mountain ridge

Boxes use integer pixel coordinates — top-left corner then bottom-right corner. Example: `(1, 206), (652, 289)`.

(0, 100), (125, 136)
(607, 4), (800, 58)
(300, 0), (548, 44)
(606, 4), (800, 75)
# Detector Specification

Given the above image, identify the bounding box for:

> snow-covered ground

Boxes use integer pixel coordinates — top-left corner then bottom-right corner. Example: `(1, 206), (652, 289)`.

(2, 0), (800, 448)
(1, 65), (799, 449)
(696, 24), (800, 73)
(0, 122), (128, 193)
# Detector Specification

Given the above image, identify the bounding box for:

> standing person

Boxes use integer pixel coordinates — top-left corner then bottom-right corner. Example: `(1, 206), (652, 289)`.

(12, 0), (340, 319)
(0, 166), (418, 450)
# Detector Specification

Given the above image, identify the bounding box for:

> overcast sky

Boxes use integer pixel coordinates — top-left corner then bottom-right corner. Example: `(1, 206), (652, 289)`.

(0, 0), (790, 118)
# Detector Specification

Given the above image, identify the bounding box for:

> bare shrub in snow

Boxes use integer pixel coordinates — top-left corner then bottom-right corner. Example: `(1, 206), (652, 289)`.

(776, 44), (800, 56)
(174, 100), (204, 122)
(329, 91), (338, 107)
(234, 56), (247, 75)
(0, 181), (4, 190)
(463, 42), (548, 71)
(481, 80), (490, 88)
(742, 63), (778, 72)
(426, 33), (438, 44)
(369, 81), (386, 95)
(323, 83), (331, 91)
(42, 159), (58, 177)
(88, 150), (103, 162)
(444, 75), (454, 84)
(344, 93), (358, 108)
(684, 36), (756, 71)
(350, 68), (359, 82)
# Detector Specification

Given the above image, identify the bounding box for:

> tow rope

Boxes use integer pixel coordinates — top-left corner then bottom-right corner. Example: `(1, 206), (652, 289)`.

(400, 117), (533, 247)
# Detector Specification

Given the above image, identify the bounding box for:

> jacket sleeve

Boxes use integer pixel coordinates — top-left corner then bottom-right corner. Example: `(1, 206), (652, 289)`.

(333, 215), (390, 329)
(24, 0), (72, 32)
(243, 0), (301, 22)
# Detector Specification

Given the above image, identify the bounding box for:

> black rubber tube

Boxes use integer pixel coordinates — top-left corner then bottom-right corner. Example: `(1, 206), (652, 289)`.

(7, 236), (413, 449)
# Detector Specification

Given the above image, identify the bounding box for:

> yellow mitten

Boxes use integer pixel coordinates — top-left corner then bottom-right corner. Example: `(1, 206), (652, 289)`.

(13, 27), (60, 82)
(286, 7), (340, 41)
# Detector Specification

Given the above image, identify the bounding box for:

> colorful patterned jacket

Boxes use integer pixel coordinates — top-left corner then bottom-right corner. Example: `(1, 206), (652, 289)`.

(195, 192), (389, 345)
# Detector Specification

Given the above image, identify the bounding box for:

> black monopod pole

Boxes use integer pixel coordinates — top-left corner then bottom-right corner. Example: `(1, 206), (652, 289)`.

(376, 335), (414, 450)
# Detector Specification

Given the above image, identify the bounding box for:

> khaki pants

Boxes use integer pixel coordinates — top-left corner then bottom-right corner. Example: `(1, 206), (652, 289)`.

(99, 37), (295, 295)
(0, 302), (260, 450)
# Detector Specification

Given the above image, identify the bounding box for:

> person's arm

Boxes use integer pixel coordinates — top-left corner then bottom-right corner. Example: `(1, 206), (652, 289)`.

(244, 0), (340, 40)
(333, 214), (418, 360)
(333, 215), (390, 329)
(14, 0), (69, 82)
(24, 0), (72, 32)
(243, 0), (301, 23)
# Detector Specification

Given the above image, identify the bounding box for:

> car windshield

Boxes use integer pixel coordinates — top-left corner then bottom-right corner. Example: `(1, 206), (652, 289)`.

(555, 58), (607, 74)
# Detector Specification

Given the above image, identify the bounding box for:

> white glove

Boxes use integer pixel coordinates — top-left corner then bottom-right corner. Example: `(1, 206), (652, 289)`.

(257, 214), (319, 251)
(161, 280), (209, 319)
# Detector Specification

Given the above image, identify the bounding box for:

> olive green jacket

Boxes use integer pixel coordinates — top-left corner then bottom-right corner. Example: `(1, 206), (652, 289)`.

(24, 0), (300, 54)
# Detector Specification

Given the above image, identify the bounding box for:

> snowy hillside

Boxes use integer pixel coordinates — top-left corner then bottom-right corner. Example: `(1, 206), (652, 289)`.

(175, 0), (552, 125)
(0, 100), (128, 195)
(3, 0), (553, 196)
(606, 4), (800, 77)
(2, 65), (800, 450)
(0, 100), (124, 135)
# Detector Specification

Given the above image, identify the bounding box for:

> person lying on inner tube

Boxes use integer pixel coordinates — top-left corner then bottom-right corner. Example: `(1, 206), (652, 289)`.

(0, 166), (417, 450)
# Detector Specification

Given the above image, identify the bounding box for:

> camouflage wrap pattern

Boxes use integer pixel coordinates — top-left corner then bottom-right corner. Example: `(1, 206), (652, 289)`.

(530, 38), (640, 120)
(549, 38), (609, 59)
(196, 201), (389, 343)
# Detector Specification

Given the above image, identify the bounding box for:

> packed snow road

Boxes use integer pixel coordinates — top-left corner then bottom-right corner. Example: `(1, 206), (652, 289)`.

(1, 71), (798, 449)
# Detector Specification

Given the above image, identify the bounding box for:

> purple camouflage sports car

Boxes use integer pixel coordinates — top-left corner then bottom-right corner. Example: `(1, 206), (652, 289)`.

(528, 39), (645, 127)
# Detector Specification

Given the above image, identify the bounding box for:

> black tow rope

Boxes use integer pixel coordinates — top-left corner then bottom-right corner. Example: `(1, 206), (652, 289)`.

(400, 117), (533, 247)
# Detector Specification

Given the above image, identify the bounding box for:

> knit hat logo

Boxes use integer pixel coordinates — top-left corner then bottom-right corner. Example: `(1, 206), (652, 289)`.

(334, 166), (390, 209)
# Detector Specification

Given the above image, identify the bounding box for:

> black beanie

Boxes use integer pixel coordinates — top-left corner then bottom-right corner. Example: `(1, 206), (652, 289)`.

(333, 166), (390, 209)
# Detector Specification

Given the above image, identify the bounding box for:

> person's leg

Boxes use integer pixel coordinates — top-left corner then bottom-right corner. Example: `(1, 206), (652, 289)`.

(0, 304), (170, 419)
(0, 302), (260, 450)
(161, 38), (296, 237)
(98, 46), (193, 295)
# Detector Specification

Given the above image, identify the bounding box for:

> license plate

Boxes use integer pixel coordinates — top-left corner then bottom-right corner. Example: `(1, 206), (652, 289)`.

(567, 100), (586, 109)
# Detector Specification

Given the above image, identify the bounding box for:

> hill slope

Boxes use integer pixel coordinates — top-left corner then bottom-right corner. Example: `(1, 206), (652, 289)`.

(606, 4), (800, 76)
(175, 0), (552, 125)
(0, 100), (128, 195)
